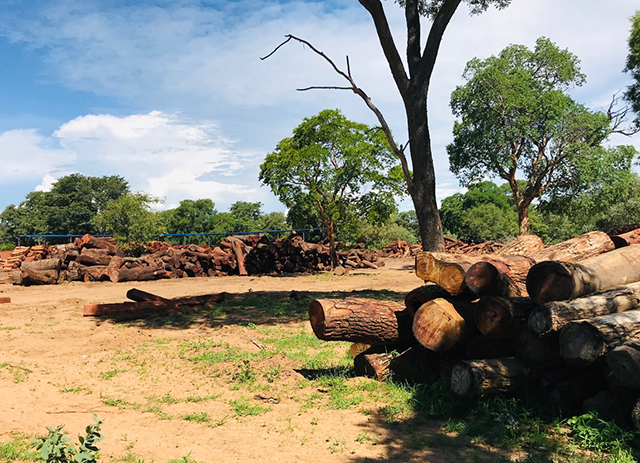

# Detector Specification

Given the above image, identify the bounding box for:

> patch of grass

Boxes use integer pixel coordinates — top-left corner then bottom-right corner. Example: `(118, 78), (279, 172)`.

(100, 368), (125, 380)
(179, 340), (258, 366)
(185, 394), (220, 403)
(112, 453), (151, 463)
(0, 433), (38, 461)
(0, 326), (19, 331)
(182, 412), (210, 423)
(229, 397), (271, 417)
(101, 396), (140, 410)
(231, 360), (257, 387)
(167, 453), (203, 463)
(566, 413), (638, 455)
(0, 363), (31, 384)
(59, 385), (92, 394)
(263, 365), (280, 383)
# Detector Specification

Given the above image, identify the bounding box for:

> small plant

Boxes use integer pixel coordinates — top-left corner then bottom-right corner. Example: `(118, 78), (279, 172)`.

(182, 412), (211, 423)
(566, 413), (637, 454)
(32, 414), (103, 463)
(229, 397), (271, 417)
(231, 360), (257, 386)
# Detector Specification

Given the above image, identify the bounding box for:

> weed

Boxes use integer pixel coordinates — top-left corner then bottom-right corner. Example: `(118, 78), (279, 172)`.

(101, 396), (140, 410)
(99, 369), (124, 380)
(167, 452), (202, 463)
(264, 366), (280, 383)
(566, 413), (637, 454)
(229, 397), (271, 417)
(59, 386), (92, 395)
(182, 413), (210, 423)
(32, 414), (103, 463)
(326, 437), (347, 454)
(231, 360), (257, 386)
(185, 394), (220, 403)
(0, 433), (39, 461)
(355, 433), (369, 444)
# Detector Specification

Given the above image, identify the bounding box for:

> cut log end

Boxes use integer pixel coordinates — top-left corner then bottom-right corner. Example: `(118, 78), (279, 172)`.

(474, 296), (513, 338)
(526, 262), (574, 304)
(465, 262), (499, 295)
(605, 345), (640, 389)
(412, 298), (466, 352)
(308, 299), (326, 340)
(451, 362), (474, 397)
(528, 307), (554, 337)
(559, 322), (604, 365)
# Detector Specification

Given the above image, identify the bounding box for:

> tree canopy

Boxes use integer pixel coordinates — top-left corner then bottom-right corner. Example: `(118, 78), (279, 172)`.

(92, 193), (164, 244)
(447, 37), (629, 235)
(259, 109), (405, 265)
(625, 10), (640, 129)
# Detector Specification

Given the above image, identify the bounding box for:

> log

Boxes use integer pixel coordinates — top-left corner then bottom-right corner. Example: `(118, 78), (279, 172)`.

(528, 282), (640, 336)
(354, 346), (433, 382)
(611, 228), (640, 248)
(559, 311), (640, 365)
(0, 297), (10, 304)
(527, 245), (640, 304)
(464, 256), (534, 298)
(77, 234), (119, 255)
(464, 335), (514, 360)
(415, 252), (480, 295)
(108, 266), (170, 283)
(514, 329), (563, 368)
(83, 292), (225, 318)
(309, 298), (412, 345)
(474, 296), (537, 338)
(412, 298), (475, 352)
(20, 269), (59, 286)
(497, 234), (545, 256)
(605, 342), (640, 389)
(77, 248), (112, 266)
(20, 258), (61, 272)
(451, 357), (528, 397)
(83, 265), (109, 282)
(126, 288), (168, 302)
(403, 284), (450, 316)
(582, 390), (636, 426)
(529, 230), (614, 262)
(227, 237), (247, 276)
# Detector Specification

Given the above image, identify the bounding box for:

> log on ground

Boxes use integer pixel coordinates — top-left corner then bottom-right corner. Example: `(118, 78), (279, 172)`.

(474, 296), (537, 338)
(415, 252), (480, 295)
(412, 298), (475, 352)
(605, 342), (640, 389)
(451, 357), (528, 397)
(354, 345), (434, 382)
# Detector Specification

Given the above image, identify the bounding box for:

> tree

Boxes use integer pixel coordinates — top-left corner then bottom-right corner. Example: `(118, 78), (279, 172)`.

(165, 199), (218, 235)
(259, 109), (405, 266)
(229, 201), (263, 232)
(625, 11), (640, 129)
(263, 0), (511, 251)
(92, 193), (164, 244)
(448, 37), (617, 234)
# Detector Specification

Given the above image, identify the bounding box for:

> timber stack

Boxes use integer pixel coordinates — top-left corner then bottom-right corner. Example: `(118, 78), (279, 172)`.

(309, 229), (640, 428)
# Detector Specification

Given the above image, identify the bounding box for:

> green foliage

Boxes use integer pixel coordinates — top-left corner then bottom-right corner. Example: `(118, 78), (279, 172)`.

(0, 174), (128, 242)
(346, 212), (420, 248)
(0, 434), (39, 461)
(260, 109), (406, 262)
(32, 415), (103, 463)
(566, 413), (637, 454)
(92, 193), (164, 244)
(625, 11), (640, 129)
(163, 199), (218, 235)
(448, 37), (615, 233)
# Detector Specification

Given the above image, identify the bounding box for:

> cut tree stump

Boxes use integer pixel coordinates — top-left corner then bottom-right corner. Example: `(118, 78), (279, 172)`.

(415, 252), (480, 295)
(309, 298), (412, 345)
(451, 357), (528, 397)
(527, 245), (640, 304)
(528, 282), (640, 336)
(474, 296), (537, 338)
(412, 298), (475, 352)
(559, 311), (640, 365)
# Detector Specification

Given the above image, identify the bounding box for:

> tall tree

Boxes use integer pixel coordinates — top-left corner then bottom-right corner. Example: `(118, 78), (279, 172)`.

(92, 193), (164, 244)
(625, 10), (640, 129)
(264, 0), (511, 251)
(447, 37), (617, 234)
(165, 199), (218, 235)
(259, 109), (405, 266)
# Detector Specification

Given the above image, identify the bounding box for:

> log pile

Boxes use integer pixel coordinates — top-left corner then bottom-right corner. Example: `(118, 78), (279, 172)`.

(309, 229), (640, 428)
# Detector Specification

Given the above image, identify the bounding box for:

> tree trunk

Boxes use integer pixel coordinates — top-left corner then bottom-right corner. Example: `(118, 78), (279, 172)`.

(77, 248), (112, 266)
(308, 298), (412, 345)
(415, 252), (480, 295)
(606, 342), (640, 389)
(559, 311), (640, 365)
(451, 357), (528, 397)
(20, 269), (59, 286)
(529, 231), (613, 263)
(528, 282), (640, 336)
(526, 245), (640, 304)
(474, 296), (537, 338)
(516, 203), (530, 235)
(20, 258), (61, 272)
(412, 297), (475, 352)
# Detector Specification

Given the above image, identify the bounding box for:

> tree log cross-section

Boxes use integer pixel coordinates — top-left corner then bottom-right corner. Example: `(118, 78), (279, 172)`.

(451, 357), (528, 397)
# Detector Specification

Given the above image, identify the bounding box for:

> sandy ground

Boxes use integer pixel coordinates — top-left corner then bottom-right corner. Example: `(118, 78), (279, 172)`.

(0, 258), (476, 463)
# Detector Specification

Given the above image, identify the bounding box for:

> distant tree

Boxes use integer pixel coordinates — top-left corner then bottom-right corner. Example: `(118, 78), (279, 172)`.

(259, 211), (289, 232)
(92, 193), (164, 244)
(165, 199), (218, 235)
(260, 109), (405, 266)
(229, 201), (263, 232)
(448, 37), (614, 235)
(395, 210), (420, 242)
(625, 11), (640, 129)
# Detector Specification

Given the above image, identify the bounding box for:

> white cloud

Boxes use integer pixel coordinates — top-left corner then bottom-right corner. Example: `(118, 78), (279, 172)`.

(35, 174), (57, 192)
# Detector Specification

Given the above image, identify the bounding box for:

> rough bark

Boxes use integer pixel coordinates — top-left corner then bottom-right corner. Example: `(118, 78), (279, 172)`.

(415, 252), (480, 295)
(451, 357), (528, 397)
(497, 234), (545, 256)
(605, 342), (640, 389)
(529, 231), (614, 263)
(464, 256), (534, 298)
(227, 236), (248, 276)
(77, 248), (112, 266)
(77, 234), (119, 255)
(20, 269), (59, 286)
(559, 311), (640, 365)
(20, 258), (61, 272)
(309, 298), (412, 345)
(412, 297), (475, 352)
(528, 282), (640, 336)
(354, 345), (433, 382)
(527, 245), (640, 304)
(474, 296), (537, 338)
(108, 266), (170, 283)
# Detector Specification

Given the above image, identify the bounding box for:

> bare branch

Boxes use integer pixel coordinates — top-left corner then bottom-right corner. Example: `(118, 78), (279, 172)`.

(607, 92), (640, 136)
(298, 86), (354, 92)
(260, 36), (294, 61)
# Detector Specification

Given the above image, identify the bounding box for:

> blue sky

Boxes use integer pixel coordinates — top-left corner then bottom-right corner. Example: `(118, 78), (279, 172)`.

(0, 0), (638, 214)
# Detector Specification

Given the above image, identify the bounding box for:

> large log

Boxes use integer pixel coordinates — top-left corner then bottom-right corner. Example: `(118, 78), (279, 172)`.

(412, 298), (475, 352)
(529, 230), (614, 262)
(415, 252), (480, 295)
(83, 292), (225, 318)
(108, 266), (170, 283)
(354, 345), (433, 382)
(403, 284), (451, 316)
(20, 269), (59, 286)
(77, 248), (112, 266)
(474, 296), (537, 338)
(611, 228), (640, 248)
(227, 237), (247, 276)
(528, 282), (640, 336)
(559, 311), (640, 365)
(309, 298), (412, 345)
(20, 258), (61, 272)
(527, 245), (640, 304)
(126, 288), (168, 302)
(514, 329), (563, 368)
(605, 342), (640, 389)
(497, 234), (545, 256)
(77, 234), (119, 255)
(451, 357), (528, 397)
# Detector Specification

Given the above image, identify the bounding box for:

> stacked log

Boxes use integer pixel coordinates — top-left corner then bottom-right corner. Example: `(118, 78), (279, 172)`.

(310, 230), (640, 427)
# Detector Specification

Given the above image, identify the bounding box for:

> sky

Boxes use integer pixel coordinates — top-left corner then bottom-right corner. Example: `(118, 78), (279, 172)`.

(0, 0), (638, 215)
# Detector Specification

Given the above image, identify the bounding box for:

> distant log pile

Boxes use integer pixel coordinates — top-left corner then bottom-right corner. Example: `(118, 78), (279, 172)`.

(310, 229), (640, 428)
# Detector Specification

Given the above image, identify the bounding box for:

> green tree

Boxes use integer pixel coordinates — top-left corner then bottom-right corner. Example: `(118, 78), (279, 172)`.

(92, 193), (164, 244)
(625, 11), (640, 129)
(259, 109), (405, 266)
(267, 0), (512, 251)
(165, 199), (218, 235)
(448, 37), (615, 235)
(229, 201), (263, 232)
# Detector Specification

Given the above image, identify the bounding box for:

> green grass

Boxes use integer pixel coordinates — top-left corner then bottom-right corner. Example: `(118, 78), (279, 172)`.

(0, 434), (38, 462)
(229, 397), (271, 417)
(182, 412), (211, 423)
(100, 368), (125, 380)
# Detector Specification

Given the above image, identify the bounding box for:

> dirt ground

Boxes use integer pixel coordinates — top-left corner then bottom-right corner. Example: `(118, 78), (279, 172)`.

(0, 258), (472, 463)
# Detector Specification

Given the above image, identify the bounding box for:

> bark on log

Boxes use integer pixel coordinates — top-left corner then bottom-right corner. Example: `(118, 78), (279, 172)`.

(605, 342), (640, 389)
(559, 311), (640, 365)
(77, 234), (119, 255)
(83, 265), (109, 282)
(20, 269), (59, 286)
(514, 330), (563, 368)
(415, 252), (481, 295)
(77, 248), (112, 266)
(126, 288), (168, 302)
(611, 228), (640, 248)
(412, 298), (475, 352)
(227, 237), (247, 276)
(108, 266), (170, 283)
(497, 234), (545, 256)
(354, 345), (433, 382)
(529, 231), (614, 262)
(474, 296), (537, 338)
(527, 245), (640, 304)
(0, 297), (10, 304)
(403, 284), (450, 316)
(20, 258), (61, 272)
(464, 256), (534, 298)
(84, 292), (225, 318)
(451, 357), (528, 397)
(309, 298), (412, 345)
(528, 282), (640, 336)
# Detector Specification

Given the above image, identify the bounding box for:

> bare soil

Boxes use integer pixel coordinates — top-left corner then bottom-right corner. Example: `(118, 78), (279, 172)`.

(0, 258), (494, 463)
